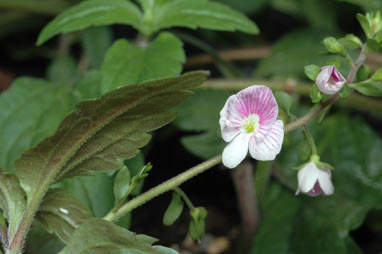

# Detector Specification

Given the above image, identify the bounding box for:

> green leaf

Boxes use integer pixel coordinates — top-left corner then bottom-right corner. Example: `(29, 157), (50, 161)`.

(15, 71), (208, 205)
(101, 32), (186, 94)
(304, 64), (321, 81)
(357, 13), (371, 37)
(217, 0), (268, 14)
(113, 165), (131, 204)
(366, 38), (381, 52)
(37, 0), (143, 46)
(338, 34), (362, 50)
(174, 89), (231, 159)
(0, 77), (74, 172)
(163, 191), (184, 226)
(371, 68), (382, 81)
(46, 56), (78, 82)
(356, 65), (372, 82)
(254, 29), (345, 78)
(275, 91), (293, 116)
(322, 36), (346, 56)
(145, 0), (259, 35)
(0, 172), (26, 241)
(81, 26), (113, 69)
(36, 189), (93, 243)
(189, 207), (208, 240)
(58, 172), (114, 218)
(60, 218), (178, 254)
(310, 83), (323, 103)
(25, 224), (65, 254)
(339, 84), (351, 98)
(326, 57), (341, 69)
(351, 80), (382, 96)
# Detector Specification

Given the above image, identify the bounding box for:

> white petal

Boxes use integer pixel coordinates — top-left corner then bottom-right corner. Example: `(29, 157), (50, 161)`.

(248, 120), (284, 161)
(317, 169), (334, 195)
(222, 132), (250, 169)
(297, 162), (320, 193)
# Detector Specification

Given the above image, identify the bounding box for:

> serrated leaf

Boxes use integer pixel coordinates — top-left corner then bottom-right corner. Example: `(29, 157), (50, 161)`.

(15, 71), (208, 207)
(163, 191), (184, 226)
(36, 189), (92, 243)
(114, 166), (131, 204)
(60, 218), (178, 254)
(351, 80), (382, 96)
(0, 77), (75, 172)
(146, 0), (259, 35)
(274, 91), (293, 116)
(0, 172), (26, 241)
(37, 0), (143, 46)
(101, 32), (185, 93)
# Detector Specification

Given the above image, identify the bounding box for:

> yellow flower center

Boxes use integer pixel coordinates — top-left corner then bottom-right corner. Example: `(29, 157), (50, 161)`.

(242, 114), (259, 134)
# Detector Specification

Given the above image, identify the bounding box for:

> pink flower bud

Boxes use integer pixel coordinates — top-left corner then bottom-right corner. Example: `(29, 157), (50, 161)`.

(219, 85), (284, 169)
(315, 65), (346, 95)
(296, 162), (334, 197)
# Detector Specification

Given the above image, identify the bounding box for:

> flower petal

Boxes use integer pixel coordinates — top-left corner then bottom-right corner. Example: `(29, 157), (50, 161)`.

(222, 132), (250, 169)
(248, 120), (284, 161)
(219, 95), (244, 142)
(235, 85), (279, 125)
(317, 169), (334, 195)
(297, 162), (320, 193)
(316, 65), (346, 95)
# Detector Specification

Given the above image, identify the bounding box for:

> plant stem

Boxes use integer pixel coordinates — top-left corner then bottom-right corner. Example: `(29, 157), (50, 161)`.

(174, 187), (195, 210)
(284, 43), (367, 133)
(103, 155), (222, 222)
(302, 125), (318, 155)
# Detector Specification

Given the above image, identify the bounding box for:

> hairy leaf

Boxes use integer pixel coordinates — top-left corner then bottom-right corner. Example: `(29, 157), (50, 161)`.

(0, 77), (74, 172)
(60, 218), (178, 254)
(101, 32), (185, 93)
(15, 71), (208, 205)
(36, 189), (92, 243)
(145, 0), (259, 35)
(0, 171), (26, 241)
(37, 0), (142, 45)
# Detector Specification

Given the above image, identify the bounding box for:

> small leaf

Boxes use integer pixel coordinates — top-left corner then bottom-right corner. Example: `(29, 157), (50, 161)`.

(322, 37), (346, 56)
(366, 38), (381, 52)
(60, 218), (178, 254)
(356, 65), (372, 82)
(37, 0), (143, 45)
(304, 64), (321, 81)
(338, 34), (363, 50)
(189, 207), (208, 240)
(351, 80), (382, 96)
(146, 0), (259, 35)
(357, 13), (371, 37)
(15, 71), (209, 205)
(310, 83), (323, 103)
(339, 84), (351, 98)
(163, 191), (184, 226)
(101, 32), (186, 93)
(0, 172), (26, 241)
(326, 58), (341, 69)
(371, 69), (382, 81)
(274, 91), (293, 116)
(36, 189), (93, 243)
(113, 165), (131, 204)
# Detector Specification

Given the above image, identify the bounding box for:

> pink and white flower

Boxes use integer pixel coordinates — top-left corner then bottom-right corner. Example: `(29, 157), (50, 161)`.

(296, 162), (334, 196)
(316, 65), (346, 95)
(219, 85), (284, 169)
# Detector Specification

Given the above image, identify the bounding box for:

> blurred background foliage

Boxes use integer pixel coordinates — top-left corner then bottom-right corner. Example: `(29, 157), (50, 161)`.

(0, 0), (381, 253)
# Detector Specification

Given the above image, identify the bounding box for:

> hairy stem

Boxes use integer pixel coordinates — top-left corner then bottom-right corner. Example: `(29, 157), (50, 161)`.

(103, 155), (223, 222)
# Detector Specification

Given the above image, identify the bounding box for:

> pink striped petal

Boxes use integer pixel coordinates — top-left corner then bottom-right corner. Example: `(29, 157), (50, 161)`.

(220, 95), (244, 142)
(316, 65), (346, 95)
(248, 120), (284, 161)
(222, 132), (250, 169)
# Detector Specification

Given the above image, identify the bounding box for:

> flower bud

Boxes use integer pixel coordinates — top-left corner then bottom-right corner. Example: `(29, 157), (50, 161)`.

(296, 162), (334, 197)
(315, 65), (346, 95)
